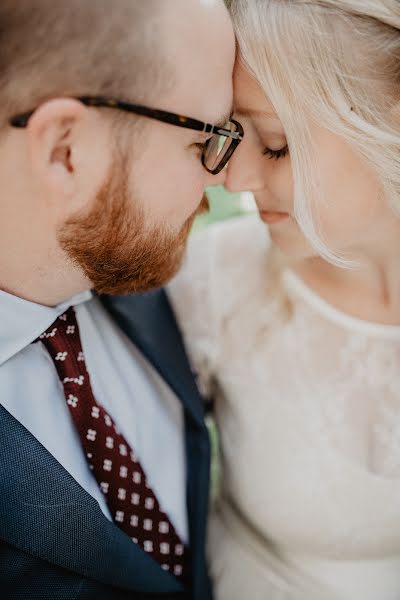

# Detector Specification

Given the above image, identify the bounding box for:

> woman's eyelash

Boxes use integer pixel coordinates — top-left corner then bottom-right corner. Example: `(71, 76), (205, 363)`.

(263, 145), (289, 160)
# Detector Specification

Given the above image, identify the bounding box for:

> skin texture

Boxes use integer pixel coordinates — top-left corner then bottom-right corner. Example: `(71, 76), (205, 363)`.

(0, 0), (234, 306)
(227, 62), (400, 324)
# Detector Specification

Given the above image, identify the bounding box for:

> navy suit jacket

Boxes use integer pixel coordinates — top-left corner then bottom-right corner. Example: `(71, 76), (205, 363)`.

(0, 290), (213, 600)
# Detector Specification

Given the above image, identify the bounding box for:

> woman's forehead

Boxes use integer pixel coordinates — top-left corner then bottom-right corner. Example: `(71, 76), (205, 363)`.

(233, 62), (277, 119)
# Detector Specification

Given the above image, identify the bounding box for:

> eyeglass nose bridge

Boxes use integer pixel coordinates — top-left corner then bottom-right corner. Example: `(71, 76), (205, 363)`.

(202, 120), (243, 142)
(217, 128), (242, 141)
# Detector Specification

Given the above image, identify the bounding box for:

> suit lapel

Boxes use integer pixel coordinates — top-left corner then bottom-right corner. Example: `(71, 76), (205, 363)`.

(0, 404), (183, 595)
(100, 291), (204, 428)
(101, 291), (212, 600)
(0, 290), (211, 598)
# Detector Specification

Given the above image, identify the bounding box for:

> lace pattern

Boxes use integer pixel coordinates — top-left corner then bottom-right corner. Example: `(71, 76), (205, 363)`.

(168, 216), (400, 598)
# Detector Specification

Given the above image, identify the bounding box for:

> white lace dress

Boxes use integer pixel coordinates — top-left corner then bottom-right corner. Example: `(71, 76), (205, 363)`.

(167, 216), (400, 600)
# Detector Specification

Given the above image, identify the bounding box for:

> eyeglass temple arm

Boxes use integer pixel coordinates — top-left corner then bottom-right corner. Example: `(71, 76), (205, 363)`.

(9, 96), (243, 140)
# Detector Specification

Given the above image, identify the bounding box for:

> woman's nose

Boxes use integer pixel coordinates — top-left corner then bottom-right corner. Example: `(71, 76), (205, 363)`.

(224, 138), (264, 194)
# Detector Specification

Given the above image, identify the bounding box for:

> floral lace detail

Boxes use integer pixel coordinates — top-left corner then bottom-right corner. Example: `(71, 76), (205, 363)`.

(375, 404), (400, 478)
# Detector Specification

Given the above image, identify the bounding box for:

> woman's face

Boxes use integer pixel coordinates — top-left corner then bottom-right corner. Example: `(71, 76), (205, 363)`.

(227, 62), (392, 263)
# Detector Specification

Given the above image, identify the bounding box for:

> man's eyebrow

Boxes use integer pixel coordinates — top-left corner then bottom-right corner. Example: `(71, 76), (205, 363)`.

(213, 111), (233, 129)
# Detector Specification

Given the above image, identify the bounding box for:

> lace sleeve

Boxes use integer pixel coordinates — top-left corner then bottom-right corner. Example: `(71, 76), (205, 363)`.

(167, 225), (220, 398)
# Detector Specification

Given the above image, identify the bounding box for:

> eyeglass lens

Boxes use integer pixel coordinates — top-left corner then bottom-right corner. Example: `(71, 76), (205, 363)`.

(203, 121), (237, 172)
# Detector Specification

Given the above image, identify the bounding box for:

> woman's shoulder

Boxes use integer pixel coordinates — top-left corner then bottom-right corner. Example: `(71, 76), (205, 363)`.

(167, 214), (272, 392)
(170, 214), (269, 288)
(168, 214), (272, 327)
(201, 213), (270, 251)
(190, 214), (271, 278)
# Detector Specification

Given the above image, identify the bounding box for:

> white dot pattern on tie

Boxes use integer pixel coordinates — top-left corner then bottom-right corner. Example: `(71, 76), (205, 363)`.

(35, 306), (190, 581)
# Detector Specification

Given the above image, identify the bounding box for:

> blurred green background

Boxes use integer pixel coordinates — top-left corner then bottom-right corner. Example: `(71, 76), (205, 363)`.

(193, 185), (255, 232)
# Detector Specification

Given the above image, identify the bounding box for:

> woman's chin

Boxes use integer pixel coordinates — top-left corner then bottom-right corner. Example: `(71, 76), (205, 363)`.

(268, 226), (315, 261)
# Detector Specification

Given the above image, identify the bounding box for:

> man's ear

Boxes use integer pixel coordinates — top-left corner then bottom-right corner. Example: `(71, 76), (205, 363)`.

(26, 98), (88, 203)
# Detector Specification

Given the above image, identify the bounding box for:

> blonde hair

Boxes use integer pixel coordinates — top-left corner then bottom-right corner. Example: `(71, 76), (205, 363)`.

(228, 0), (400, 267)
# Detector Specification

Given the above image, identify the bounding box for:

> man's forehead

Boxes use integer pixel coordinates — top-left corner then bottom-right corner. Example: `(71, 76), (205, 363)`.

(159, 62), (233, 127)
(158, 0), (234, 127)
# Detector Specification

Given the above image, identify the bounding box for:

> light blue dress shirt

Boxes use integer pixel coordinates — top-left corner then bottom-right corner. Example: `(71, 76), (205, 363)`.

(0, 289), (188, 543)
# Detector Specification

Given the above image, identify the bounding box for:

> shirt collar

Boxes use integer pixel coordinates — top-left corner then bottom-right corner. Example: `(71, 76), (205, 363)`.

(0, 289), (92, 366)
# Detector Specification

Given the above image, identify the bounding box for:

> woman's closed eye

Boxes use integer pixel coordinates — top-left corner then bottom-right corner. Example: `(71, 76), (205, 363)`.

(263, 144), (289, 160)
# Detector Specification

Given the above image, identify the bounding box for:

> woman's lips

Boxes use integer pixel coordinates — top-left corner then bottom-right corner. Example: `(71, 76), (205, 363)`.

(259, 210), (290, 225)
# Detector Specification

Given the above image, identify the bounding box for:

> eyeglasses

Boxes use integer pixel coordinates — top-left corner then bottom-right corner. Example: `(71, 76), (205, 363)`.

(9, 95), (244, 175)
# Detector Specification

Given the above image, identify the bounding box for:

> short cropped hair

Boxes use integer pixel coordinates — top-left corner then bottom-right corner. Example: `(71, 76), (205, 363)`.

(0, 0), (170, 128)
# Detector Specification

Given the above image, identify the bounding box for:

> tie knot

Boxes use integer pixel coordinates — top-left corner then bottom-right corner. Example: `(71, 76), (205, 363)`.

(34, 306), (86, 378)
(36, 306), (77, 344)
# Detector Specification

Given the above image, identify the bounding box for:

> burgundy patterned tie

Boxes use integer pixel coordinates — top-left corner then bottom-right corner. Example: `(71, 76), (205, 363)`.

(35, 306), (190, 581)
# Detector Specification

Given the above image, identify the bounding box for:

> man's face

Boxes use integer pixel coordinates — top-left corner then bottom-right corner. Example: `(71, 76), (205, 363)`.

(59, 156), (209, 295)
(60, 0), (235, 295)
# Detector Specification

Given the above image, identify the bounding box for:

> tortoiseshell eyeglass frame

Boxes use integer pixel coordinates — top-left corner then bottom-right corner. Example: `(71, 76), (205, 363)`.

(9, 95), (244, 175)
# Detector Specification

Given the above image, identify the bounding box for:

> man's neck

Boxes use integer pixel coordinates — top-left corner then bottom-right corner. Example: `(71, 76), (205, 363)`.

(0, 263), (91, 307)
